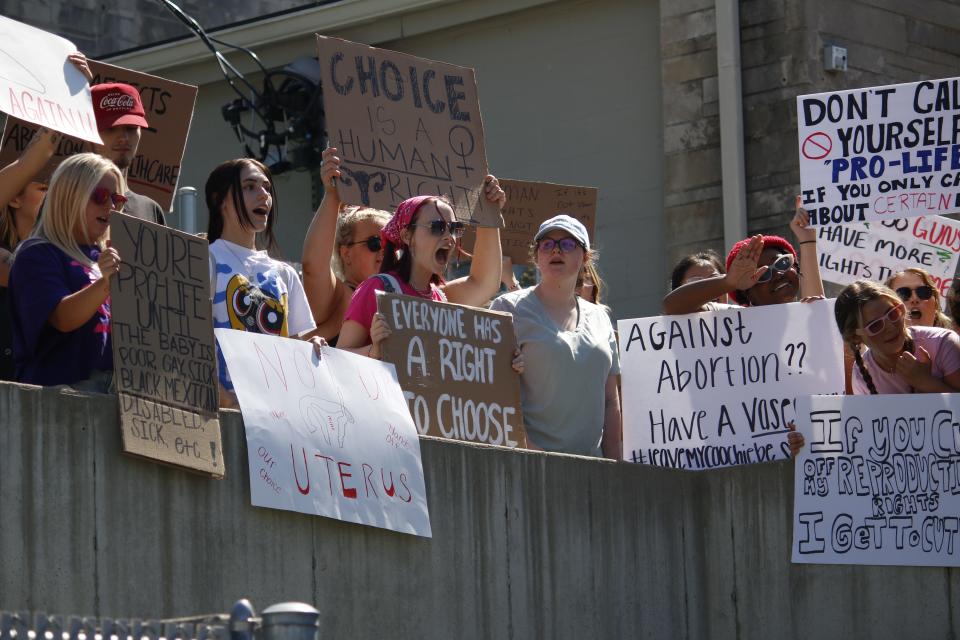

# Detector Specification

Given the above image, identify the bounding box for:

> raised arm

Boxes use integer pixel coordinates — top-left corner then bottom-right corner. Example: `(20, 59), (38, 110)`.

(663, 235), (766, 314)
(791, 197), (825, 300)
(442, 175), (504, 306)
(0, 128), (57, 209)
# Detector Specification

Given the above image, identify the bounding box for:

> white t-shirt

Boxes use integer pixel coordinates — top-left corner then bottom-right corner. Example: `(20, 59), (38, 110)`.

(210, 239), (316, 389)
(490, 287), (620, 457)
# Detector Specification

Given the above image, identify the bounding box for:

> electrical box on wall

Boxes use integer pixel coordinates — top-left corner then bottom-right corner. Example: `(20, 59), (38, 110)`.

(824, 45), (848, 72)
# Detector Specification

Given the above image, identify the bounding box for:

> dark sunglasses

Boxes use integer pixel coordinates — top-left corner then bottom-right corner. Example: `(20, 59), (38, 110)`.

(895, 286), (934, 302)
(755, 253), (796, 284)
(859, 303), (905, 337)
(409, 220), (465, 238)
(537, 237), (582, 254)
(345, 235), (382, 252)
(90, 187), (128, 209)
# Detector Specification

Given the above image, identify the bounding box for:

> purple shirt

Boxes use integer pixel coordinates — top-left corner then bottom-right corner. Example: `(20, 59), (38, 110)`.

(852, 325), (960, 394)
(9, 239), (112, 386)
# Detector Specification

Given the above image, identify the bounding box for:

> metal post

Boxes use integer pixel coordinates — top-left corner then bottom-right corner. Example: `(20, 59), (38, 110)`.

(176, 186), (199, 234)
(228, 599), (257, 640)
(260, 604), (319, 640)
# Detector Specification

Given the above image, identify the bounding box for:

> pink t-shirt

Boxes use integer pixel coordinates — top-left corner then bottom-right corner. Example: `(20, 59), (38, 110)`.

(343, 272), (446, 330)
(852, 325), (960, 394)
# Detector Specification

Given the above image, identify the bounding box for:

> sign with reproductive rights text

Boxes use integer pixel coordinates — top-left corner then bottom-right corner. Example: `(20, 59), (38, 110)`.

(316, 35), (500, 226)
(617, 300), (844, 470)
(377, 292), (526, 448)
(215, 329), (432, 538)
(798, 77), (960, 226)
(816, 215), (960, 305)
(793, 393), (960, 567)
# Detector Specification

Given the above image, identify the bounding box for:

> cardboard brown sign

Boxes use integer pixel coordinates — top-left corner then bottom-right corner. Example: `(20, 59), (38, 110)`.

(0, 60), (197, 211)
(109, 213), (223, 476)
(316, 35), (500, 226)
(377, 292), (526, 448)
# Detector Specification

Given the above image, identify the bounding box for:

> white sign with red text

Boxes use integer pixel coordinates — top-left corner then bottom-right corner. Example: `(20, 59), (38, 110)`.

(0, 16), (101, 143)
(215, 329), (431, 537)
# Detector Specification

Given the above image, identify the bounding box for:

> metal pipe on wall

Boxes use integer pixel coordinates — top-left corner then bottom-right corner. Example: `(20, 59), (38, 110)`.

(715, 0), (748, 249)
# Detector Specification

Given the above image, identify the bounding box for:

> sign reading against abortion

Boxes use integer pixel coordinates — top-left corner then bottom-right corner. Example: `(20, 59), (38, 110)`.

(617, 301), (844, 470)
(459, 179), (598, 264)
(798, 77), (960, 226)
(0, 60), (197, 211)
(316, 35), (500, 227)
(816, 215), (960, 304)
(109, 213), (223, 476)
(0, 16), (100, 143)
(377, 292), (526, 448)
(793, 394), (960, 567)
(215, 329), (432, 537)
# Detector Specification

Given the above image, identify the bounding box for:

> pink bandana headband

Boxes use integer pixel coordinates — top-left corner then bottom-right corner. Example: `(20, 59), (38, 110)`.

(380, 195), (436, 247)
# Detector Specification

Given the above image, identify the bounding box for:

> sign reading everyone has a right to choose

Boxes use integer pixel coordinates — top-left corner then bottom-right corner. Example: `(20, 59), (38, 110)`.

(793, 393), (960, 568)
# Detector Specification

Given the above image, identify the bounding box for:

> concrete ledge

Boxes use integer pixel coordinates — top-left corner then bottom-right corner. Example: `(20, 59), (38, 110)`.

(0, 382), (956, 638)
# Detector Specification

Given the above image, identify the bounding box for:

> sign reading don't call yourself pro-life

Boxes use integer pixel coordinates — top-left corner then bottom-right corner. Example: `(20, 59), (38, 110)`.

(793, 393), (960, 567)
(316, 35), (500, 227)
(798, 77), (960, 226)
(377, 292), (526, 448)
(617, 300), (844, 470)
(110, 213), (223, 476)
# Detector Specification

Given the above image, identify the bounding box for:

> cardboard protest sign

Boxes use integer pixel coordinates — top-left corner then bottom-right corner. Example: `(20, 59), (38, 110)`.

(617, 300), (844, 470)
(793, 393), (960, 567)
(316, 35), (499, 226)
(798, 77), (960, 226)
(816, 215), (960, 307)
(377, 292), (526, 448)
(0, 60), (197, 211)
(110, 213), (223, 476)
(215, 329), (431, 537)
(0, 16), (100, 143)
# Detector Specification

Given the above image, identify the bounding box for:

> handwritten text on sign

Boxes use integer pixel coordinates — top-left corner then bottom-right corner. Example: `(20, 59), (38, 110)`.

(798, 77), (960, 225)
(793, 394), (960, 567)
(215, 329), (431, 537)
(617, 301), (844, 470)
(0, 16), (100, 143)
(110, 213), (223, 475)
(377, 292), (526, 448)
(316, 35), (499, 226)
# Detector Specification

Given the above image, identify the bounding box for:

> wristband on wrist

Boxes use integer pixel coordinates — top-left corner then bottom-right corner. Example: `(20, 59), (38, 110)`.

(799, 240), (816, 245)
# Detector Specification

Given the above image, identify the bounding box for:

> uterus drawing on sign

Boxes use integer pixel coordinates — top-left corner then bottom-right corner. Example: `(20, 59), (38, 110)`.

(299, 388), (355, 448)
(338, 165), (386, 206)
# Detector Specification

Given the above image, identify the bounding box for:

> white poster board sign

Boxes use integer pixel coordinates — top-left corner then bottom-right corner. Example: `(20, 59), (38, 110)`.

(0, 16), (100, 143)
(617, 301), (844, 470)
(816, 215), (960, 306)
(798, 77), (960, 226)
(215, 329), (432, 538)
(793, 393), (960, 567)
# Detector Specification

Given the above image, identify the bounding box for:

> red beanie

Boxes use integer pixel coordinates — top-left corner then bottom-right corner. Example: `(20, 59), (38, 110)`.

(725, 235), (797, 305)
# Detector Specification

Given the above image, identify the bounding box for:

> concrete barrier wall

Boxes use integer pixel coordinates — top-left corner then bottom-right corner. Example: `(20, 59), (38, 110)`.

(0, 382), (956, 639)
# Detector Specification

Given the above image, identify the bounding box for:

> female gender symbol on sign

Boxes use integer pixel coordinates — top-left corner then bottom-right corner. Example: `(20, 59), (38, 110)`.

(802, 132), (833, 160)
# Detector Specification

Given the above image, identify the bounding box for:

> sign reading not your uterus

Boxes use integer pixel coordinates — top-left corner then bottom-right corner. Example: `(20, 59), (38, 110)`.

(793, 393), (960, 567)
(799, 76), (960, 225)
(215, 329), (432, 537)
(617, 300), (844, 470)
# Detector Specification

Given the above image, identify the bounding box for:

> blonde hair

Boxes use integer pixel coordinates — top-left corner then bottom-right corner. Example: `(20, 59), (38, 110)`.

(885, 267), (954, 329)
(32, 153), (125, 267)
(333, 205), (390, 281)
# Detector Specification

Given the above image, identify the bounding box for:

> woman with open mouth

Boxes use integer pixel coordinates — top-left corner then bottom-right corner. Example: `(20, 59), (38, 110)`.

(885, 267), (954, 330)
(7, 153), (124, 391)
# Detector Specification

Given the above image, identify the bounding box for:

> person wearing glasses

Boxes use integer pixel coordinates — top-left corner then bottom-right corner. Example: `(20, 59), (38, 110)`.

(885, 268), (954, 330)
(490, 215), (622, 459)
(7, 153), (124, 390)
(338, 180), (506, 359)
(302, 147), (390, 345)
(834, 279), (960, 394)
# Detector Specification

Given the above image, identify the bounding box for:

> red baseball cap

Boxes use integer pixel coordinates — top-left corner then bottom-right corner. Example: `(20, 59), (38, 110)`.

(91, 83), (150, 131)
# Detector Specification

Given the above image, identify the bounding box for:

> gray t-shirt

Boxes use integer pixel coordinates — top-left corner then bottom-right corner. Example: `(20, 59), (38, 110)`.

(490, 287), (620, 457)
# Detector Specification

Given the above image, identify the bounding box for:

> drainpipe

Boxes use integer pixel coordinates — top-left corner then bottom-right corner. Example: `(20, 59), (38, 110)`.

(715, 0), (748, 248)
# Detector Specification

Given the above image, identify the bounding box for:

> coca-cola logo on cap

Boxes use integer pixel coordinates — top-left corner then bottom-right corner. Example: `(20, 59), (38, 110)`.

(99, 93), (135, 111)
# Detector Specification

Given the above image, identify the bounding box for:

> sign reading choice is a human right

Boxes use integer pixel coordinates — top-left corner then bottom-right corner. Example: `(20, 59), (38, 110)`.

(798, 77), (960, 226)
(617, 301), (844, 470)
(793, 393), (960, 567)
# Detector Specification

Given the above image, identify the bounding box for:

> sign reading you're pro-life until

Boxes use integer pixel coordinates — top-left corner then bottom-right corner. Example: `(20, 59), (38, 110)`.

(618, 301), (844, 470)
(799, 77), (960, 226)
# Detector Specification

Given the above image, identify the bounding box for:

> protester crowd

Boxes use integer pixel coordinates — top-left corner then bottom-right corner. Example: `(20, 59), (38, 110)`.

(4, 50), (960, 464)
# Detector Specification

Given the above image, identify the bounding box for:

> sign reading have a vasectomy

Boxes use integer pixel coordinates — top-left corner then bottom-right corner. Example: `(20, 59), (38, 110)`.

(316, 35), (500, 227)
(793, 393), (960, 567)
(798, 77), (960, 226)
(617, 300), (844, 470)
(377, 292), (526, 449)
(216, 329), (432, 537)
